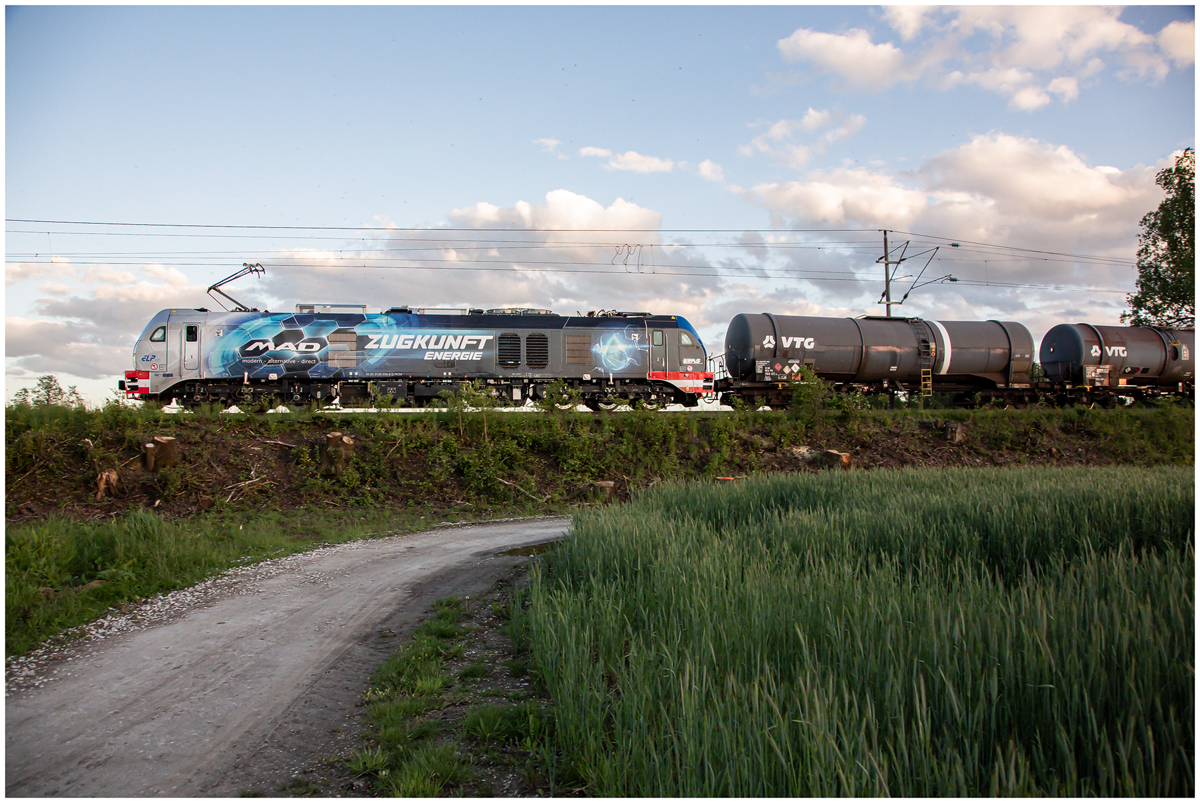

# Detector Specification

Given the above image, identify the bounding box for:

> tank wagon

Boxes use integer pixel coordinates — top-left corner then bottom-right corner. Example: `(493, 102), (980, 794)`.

(121, 304), (713, 409)
(720, 313), (1035, 406)
(1039, 323), (1194, 403)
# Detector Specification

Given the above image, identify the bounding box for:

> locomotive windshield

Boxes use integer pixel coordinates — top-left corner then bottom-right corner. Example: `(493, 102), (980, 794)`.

(136, 310), (172, 343)
(676, 317), (707, 357)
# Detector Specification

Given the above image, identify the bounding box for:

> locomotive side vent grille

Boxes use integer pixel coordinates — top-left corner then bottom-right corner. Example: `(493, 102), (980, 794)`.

(498, 333), (522, 367)
(565, 334), (591, 366)
(526, 333), (550, 369)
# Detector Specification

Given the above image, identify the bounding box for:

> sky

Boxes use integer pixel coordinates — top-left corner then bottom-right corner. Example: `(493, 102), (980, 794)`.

(5, 4), (1195, 405)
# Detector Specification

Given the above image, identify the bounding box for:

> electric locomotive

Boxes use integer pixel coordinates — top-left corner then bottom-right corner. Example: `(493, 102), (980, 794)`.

(121, 304), (714, 409)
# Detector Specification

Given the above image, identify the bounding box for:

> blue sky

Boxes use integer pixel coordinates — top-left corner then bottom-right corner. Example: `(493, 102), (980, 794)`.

(6, 5), (1195, 404)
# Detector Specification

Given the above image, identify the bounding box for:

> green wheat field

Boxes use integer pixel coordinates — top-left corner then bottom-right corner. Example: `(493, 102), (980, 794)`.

(519, 466), (1194, 796)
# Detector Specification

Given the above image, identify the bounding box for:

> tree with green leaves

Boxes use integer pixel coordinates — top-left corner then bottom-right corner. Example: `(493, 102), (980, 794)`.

(1123, 148), (1195, 329)
(9, 375), (86, 408)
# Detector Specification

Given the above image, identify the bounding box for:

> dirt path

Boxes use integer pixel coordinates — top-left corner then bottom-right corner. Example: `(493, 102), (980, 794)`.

(4, 517), (571, 797)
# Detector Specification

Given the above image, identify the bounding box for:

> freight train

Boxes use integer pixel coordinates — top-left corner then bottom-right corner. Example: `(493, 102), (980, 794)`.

(121, 303), (1193, 408)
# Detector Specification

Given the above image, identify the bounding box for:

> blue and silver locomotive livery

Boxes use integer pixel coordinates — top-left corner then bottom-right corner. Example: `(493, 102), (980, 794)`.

(123, 304), (714, 409)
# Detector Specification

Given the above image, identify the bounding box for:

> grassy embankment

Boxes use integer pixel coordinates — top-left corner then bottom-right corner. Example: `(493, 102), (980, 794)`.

(6, 401), (1192, 659)
(518, 466), (1194, 796)
(7, 399), (1192, 522)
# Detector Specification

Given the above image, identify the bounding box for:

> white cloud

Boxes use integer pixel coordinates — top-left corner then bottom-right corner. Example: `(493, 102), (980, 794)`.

(1159, 20), (1195, 67)
(1046, 76), (1079, 103)
(608, 151), (674, 173)
(777, 28), (907, 90)
(142, 263), (192, 286)
(8, 262), (46, 285)
(883, 6), (934, 41)
(1008, 86), (1051, 111)
(580, 147), (675, 173)
(954, 7), (1153, 71)
(742, 110), (867, 167)
(819, 114), (867, 147)
(534, 138), (569, 160)
(780, 8), (1188, 110)
(749, 168), (928, 228)
(955, 66), (1035, 96)
(451, 189), (661, 234)
(698, 160), (725, 182)
(919, 134), (1145, 222)
(800, 108), (833, 131)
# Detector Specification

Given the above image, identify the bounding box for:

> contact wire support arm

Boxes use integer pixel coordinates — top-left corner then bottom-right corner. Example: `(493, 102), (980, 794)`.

(207, 262), (264, 311)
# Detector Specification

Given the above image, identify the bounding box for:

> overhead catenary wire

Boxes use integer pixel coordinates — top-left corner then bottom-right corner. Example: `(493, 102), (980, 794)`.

(5, 217), (1138, 295)
(4, 253), (1131, 294)
(7, 217), (1135, 264)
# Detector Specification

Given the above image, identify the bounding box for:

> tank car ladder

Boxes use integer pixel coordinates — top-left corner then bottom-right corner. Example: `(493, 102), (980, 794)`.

(910, 320), (934, 397)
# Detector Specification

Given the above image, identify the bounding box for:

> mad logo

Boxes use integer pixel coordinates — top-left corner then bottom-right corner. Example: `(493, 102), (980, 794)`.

(239, 333), (328, 357)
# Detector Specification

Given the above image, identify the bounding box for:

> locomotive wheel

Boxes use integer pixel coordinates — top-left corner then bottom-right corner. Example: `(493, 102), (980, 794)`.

(595, 396), (620, 412)
(549, 388), (576, 410)
(636, 397), (662, 411)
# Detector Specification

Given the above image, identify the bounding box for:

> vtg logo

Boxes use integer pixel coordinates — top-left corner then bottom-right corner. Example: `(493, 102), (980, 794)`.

(1091, 345), (1128, 358)
(761, 335), (816, 349)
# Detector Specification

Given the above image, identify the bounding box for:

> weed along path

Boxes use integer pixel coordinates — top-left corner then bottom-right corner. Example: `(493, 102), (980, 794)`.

(5, 517), (570, 797)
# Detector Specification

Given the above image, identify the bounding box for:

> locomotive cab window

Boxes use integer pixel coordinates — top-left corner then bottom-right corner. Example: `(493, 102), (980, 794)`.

(680, 332), (695, 347)
(186, 325), (198, 342)
(652, 330), (664, 347)
(149, 326), (166, 342)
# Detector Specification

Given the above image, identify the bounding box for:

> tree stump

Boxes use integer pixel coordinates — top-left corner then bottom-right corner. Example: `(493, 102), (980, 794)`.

(593, 480), (615, 502)
(95, 469), (119, 501)
(806, 449), (852, 470)
(143, 436), (180, 472)
(944, 422), (967, 443)
(319, 431), (355, 477)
